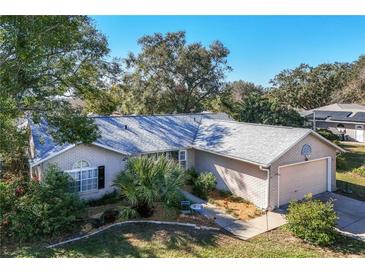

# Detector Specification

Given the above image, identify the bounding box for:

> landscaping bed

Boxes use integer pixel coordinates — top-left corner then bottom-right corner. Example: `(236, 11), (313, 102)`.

(208, 190), (262, 221)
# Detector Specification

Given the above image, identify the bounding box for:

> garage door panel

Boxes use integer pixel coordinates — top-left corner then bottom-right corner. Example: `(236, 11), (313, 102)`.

(279, 159), (327, 206)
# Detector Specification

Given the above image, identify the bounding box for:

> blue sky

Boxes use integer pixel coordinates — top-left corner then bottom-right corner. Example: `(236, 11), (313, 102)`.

(91, 16), (365, 87)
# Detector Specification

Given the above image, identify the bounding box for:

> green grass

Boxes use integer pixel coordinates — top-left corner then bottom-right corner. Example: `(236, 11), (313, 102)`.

(336, 143), (365, 201)
(2, 224), (365, 258)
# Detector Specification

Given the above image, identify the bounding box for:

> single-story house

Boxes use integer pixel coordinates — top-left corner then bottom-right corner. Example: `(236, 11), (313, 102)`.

(29, 112), (344, 210)
(301, 103), (365, 143)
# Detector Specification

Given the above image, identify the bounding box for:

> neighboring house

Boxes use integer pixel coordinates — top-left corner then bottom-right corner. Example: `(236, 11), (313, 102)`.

(301, 103), (365, 143)
(29, 112), (344, 210)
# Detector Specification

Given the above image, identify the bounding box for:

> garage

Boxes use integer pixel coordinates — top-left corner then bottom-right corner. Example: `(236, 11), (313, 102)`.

(278, 157), (331, 206)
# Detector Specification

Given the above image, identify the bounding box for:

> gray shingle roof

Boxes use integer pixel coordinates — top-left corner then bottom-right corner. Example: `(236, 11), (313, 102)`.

(301, 103), (365, 123)
(31, 112), (339, 167)
(193, 119), (312, 166)
(30, 113), (230, 164)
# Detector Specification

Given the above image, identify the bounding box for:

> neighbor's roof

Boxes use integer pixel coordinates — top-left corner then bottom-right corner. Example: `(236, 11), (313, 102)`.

(301, 103), (365, 124)
(193, 119), (344, 167)
(30, 112), (230, 165)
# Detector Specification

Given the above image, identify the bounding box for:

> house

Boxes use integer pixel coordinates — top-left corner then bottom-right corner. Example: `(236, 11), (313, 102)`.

(29, 112), (344, 210)
(301, 103), (365, 143)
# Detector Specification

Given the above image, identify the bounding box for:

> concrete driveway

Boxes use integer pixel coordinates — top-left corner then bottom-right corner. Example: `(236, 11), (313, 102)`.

(316, 192), (365, 241)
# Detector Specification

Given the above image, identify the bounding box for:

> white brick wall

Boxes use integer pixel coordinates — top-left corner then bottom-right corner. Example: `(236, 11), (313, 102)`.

(194, 149), (269, 209)
(37, 144), (128, 200)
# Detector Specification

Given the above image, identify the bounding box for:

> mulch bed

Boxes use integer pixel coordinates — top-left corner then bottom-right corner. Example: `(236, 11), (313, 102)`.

(208, 190), (263, 221)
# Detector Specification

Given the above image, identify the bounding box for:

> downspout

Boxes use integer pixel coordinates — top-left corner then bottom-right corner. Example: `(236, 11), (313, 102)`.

(260, 165), (271, 211)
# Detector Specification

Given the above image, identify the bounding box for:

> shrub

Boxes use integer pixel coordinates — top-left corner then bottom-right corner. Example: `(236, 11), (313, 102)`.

(353, 167), (365, 177)
(286, 194), (338, 246)
(0, 165), (85, 241)
(87, 190), (119, 207)
(192, 172), (216, 199)
(336, 154), (348, 170)
(114, 156), (186, 217)
(186, 168), (199, 185)
(316, 129), (339, 142)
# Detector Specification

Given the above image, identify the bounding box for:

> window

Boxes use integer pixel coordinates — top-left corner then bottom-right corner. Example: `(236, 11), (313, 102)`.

(73, 160), (90, 169)
(66, 160), (98, 193)
(178, 150), (187, 169)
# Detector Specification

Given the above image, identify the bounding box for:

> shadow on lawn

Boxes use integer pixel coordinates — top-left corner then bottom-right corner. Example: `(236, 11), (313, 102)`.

(336, 180), (365, 201)
(53, 223), (220, 258)
(328, 234), (365, 256)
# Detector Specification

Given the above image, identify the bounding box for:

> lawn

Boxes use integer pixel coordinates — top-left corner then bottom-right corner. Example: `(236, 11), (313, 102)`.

(2, 223), (365, 258)
(336, 142), (365, 201)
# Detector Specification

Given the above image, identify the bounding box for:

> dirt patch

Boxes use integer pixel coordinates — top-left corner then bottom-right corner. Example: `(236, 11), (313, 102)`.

(208, 190), (263, 221)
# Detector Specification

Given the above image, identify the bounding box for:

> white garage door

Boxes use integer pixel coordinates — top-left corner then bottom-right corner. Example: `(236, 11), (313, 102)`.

(278, 158), (329, 206)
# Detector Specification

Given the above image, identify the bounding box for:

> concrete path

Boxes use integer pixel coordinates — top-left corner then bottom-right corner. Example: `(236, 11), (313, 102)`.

(316, 192), (365, 241)
(181, 190), (286, 240)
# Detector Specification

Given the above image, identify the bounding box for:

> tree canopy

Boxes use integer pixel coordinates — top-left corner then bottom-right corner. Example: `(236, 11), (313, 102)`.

(0, 16), (119, 175)
(333, 56), (365, 104)
(105, 31), (232, 114)
(270, 63), (353, 110)
(237, 93), (304, 127)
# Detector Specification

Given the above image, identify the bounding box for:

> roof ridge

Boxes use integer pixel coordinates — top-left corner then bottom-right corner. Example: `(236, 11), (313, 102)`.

(201, 118), (310, 131)
(89, 112), (226, 119)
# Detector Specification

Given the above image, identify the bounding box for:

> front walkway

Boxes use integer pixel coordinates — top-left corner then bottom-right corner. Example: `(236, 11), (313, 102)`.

(181, 190), (286, 240)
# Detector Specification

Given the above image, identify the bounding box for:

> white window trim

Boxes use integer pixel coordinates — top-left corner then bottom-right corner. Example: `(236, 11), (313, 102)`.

(72, 160), (90, 169)
(178, 150), (187, 169)
(65, 166), (98, 193)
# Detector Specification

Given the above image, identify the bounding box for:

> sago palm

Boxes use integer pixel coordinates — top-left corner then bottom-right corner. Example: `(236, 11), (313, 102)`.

(114, 155), (185, 217)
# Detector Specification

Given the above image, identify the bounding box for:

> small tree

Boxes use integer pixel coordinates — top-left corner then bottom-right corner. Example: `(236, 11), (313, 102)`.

(114, 156), (186, 217)
(0, 165), (85, 241)
(286, 194), (338, 246)
(192, 172), (216, 199)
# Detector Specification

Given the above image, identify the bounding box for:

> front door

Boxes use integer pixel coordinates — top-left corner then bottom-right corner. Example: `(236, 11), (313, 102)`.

(355, 125), (364, 142)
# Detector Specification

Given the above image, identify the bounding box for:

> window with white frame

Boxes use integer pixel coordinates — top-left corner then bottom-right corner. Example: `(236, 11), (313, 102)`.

(66, 160), (98, 193)
(178, 150), (187, 169)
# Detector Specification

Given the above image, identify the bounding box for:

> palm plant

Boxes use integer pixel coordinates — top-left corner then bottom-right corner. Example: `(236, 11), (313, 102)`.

(114, 156), (186, 217)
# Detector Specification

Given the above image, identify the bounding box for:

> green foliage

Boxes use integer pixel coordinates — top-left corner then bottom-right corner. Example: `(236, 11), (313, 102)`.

(0, 165), (85, 241)
(0, 16), (119, 175)
(238, 93), (304, 127)
(333, 55), (365, 105)
(286, 194), (338, 246)
(109, 31), (231, 114)
(87, 190), (119, 207)
(203, 81), (264, 119)
(270, 63), (353, 109)
(113, 156), (186, 217)
(353, 167), (365, 177)
(316, 129), (339, 142)
(192, 172), (217, 200)
(186, 168), (199, 185)
(336, 154), (348, 171)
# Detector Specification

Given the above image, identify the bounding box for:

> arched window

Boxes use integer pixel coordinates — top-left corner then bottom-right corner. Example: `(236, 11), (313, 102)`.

(72, 160), (90, 169)
(67, 160), (98, 193)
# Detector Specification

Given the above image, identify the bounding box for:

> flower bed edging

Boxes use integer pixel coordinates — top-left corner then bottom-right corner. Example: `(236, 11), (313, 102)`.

(47, 220), (220, 249)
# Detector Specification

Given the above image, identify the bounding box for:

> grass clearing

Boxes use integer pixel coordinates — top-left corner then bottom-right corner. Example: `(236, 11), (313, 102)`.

(2, 223), (365, 258)
(336, 142), (365, 201)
